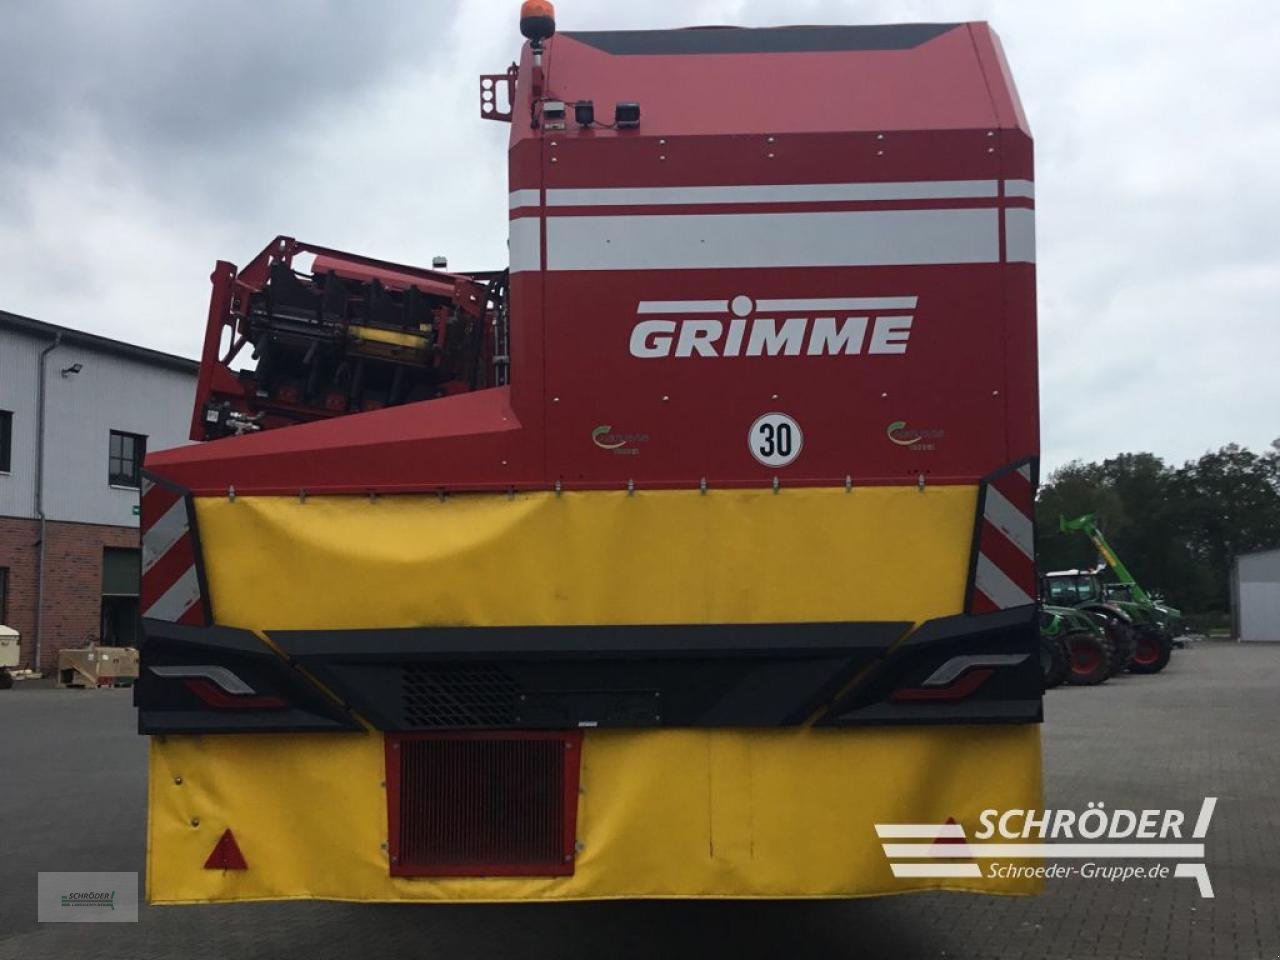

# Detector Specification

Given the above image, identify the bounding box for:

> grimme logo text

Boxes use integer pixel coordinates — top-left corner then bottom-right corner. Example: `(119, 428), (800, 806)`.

(630, 294), (916, 359)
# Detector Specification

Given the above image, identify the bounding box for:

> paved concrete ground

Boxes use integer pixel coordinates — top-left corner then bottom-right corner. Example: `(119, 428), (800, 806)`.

(2, 642), (1278, 960)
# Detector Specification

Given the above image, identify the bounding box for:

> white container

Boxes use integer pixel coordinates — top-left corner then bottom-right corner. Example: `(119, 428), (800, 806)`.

(0, 625), (19, 669)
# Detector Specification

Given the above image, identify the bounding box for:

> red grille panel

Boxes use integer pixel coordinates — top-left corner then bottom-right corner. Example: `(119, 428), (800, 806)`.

(386, 731), (582, 877)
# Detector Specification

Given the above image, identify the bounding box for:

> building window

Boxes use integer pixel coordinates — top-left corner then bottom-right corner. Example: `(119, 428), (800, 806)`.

(0, 410), (12, 473)
(0, 567), (8, 624)
(109, 430), (146, 488)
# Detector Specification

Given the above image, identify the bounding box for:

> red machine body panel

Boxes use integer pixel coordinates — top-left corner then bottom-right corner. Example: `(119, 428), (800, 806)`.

(152, 21), (1036, 496)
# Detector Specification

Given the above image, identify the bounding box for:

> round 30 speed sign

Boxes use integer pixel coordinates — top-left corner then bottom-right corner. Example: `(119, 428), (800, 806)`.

(748, 412), (803, 468)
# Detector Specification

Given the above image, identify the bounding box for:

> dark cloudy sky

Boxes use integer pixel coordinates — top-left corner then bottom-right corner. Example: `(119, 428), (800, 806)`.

(2, 0), (1276, 472)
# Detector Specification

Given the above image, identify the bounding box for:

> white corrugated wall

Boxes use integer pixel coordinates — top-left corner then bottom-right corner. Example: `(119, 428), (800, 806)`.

(1237, 549), (1280, 642)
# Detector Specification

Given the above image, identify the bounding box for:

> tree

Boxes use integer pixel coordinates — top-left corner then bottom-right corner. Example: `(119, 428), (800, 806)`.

(1167, 445), (1280, 611)
(1035, 445), (1280, 614)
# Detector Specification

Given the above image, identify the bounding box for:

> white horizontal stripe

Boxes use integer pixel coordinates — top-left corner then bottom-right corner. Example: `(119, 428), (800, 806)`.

(508, 189), (541, 209)
(974, 554), (1034, 609)
(637, 300), (728, 314)
(545, 180), (998, 207)
(509, 217), (542, 273)
(891, 863), (982, 878)
(884, 843), (1205, 859)
(1004, 179), (1035, 199)
(141, 498), (189, 574)
(143, 566), (201, 622)
(755, 296), (918, 312)
(1005, 208), (1035, 263)
(983, 485), (1034, 559)
(149, 665), (254, 695)
(526, 209), (999, 273)
(922, 654), (1028, 687)
(876, 824), (966, 839)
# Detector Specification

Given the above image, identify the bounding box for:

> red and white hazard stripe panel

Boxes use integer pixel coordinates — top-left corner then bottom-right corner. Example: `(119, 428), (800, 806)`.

(968, 461), (1037, 613)
(140, 476), (207, 626)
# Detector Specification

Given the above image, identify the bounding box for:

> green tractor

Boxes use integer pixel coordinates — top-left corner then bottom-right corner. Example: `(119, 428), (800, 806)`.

(1042, 567), (1172, 675)
(1057, 514), (1179, 673)
(1039, 603), (1115, 687)
(1101, 582), (1185, 646)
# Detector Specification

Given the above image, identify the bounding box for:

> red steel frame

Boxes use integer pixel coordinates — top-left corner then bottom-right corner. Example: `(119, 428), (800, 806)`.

(190, 237), (489, 441)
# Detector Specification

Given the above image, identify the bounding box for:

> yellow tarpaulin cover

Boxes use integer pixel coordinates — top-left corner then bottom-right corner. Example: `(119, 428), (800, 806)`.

(148, 486), (1042, 902)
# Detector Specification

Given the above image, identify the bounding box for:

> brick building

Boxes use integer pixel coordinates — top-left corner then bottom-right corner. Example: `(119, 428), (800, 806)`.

(0, 311), (197, 671)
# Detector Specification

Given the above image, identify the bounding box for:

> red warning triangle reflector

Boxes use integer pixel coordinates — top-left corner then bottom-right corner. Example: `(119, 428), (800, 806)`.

(926, 816), (975, 860)
(936, 816), (966, 844)
(204, 828), (248, 870)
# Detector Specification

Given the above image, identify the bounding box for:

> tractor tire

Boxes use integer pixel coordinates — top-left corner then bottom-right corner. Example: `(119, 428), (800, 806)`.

(1040, 635), (1070, 689)
(1064, 631), (1114, 686)
(1128, 628), (1173, 674)
(0, 668), (12, 691)
(1104, 621), (1137, 675)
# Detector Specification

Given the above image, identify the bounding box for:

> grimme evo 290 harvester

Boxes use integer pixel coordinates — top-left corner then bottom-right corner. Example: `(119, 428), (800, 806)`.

(135, 5), (1042, 903)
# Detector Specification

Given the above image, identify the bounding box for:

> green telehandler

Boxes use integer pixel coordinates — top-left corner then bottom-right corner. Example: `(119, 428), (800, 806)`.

(1051, 513), (1178, 673)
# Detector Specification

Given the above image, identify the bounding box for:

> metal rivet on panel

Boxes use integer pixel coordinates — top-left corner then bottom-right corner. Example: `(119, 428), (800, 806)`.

(174, 777), (183, 785)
